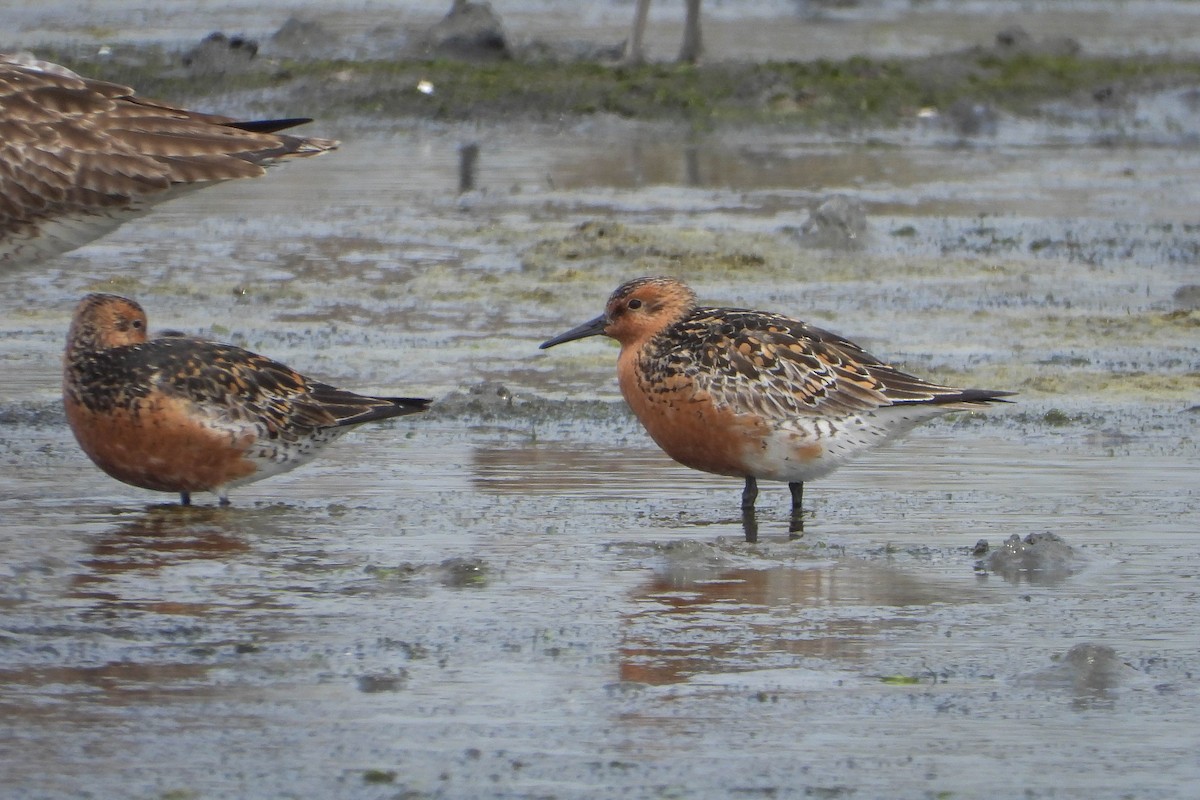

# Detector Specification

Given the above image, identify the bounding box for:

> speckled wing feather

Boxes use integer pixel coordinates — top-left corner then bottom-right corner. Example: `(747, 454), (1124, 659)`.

(74, 337), (426, 437)
(0, 53), (337, 266)
(645, 307), (1006, 421)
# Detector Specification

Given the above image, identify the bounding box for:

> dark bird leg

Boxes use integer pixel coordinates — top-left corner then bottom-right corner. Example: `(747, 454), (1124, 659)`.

(741, 476), (758, 511)
(788, 481), (805, 537)
(742, 511), (759, 543)
(180, 491), (191, 506)
(741, 476), (759, 543)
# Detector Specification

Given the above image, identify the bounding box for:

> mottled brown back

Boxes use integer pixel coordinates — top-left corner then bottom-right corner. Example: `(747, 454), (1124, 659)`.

(640, 306), (1013, 421)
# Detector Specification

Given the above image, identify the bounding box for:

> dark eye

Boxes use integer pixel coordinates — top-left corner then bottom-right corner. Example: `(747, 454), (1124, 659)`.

(627, 299), (643, 310)
(131, 319), (144, 329)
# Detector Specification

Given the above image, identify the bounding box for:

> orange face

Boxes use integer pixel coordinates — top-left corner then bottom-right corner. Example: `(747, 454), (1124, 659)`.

(600, 278), (695, 347)
(539, 276), (697, 351)
(66, 293), (150, 354)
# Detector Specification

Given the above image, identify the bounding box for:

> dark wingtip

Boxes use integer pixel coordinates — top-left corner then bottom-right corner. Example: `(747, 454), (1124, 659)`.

(389, 397), (433, 413)
(228, 117), (314, 134)
(943, 389), (1017, 404)
(332, 395), (431, 427)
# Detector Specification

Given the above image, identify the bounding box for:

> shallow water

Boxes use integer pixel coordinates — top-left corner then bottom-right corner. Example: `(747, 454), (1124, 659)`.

(13, 0), (1200, 60)
(3, 4), (1200, 799)
(3, 423), (1198, 798)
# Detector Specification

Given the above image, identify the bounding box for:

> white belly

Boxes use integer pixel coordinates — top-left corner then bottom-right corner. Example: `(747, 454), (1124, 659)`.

(740, 405), (955, 483)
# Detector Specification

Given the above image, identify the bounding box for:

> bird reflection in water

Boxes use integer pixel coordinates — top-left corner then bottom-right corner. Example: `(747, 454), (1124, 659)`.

(620, 558), (969, 685)
(70, 505), (252, 614)
(471, 443), (805, 541)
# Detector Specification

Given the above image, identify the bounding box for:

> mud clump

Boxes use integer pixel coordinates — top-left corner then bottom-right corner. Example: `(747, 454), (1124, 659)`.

(357, 671), (408, 693)
(993, 25), (1081, 59)
(270, 17), (340, 60)
(1172, 284), (1200, 310)
(1017, 643), (1135, 708)
(976, 532), (1081, 584)
(182, 32), (258, 75)
(423, 0), (511, 61)
(439, 557), (489, 589)
(438, 381), (515, 413)
(432, 381), (629, 426)
(794, 195), (868, 249)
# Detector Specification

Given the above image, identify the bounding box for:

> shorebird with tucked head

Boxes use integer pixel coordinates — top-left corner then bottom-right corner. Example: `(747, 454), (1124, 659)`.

(0, 52), (337, 267)
(541, 277), (1012, 534)
(64, 293), (430, 506)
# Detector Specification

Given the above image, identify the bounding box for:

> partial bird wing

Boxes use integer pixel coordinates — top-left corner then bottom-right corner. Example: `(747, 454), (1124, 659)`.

(105, 338), (426, 435)
(0, 53), (337, 267)
(657, 307), (1009, 421)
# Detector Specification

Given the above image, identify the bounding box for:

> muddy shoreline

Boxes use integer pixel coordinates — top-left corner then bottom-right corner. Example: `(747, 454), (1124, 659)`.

(3, 3), (1200, 799)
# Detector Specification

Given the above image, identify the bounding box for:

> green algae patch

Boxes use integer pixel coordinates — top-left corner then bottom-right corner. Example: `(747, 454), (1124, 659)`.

(274, 53), (1200, 129)
(1025, 309), (1200, 350)
(361, 769), (397, 784)
(1041, 408), (1086, 427)
(1023, 371), (1200, 400)
(1162, 309), (1200, 328)
(84, 275), (145, 295)
(520, 220), (808, 286)
(879, 674), (924, 685)
(40, 46), (1200, 130)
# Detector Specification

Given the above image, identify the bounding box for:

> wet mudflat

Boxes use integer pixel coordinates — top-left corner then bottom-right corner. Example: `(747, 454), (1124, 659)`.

(3, 3), (1200, 799)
